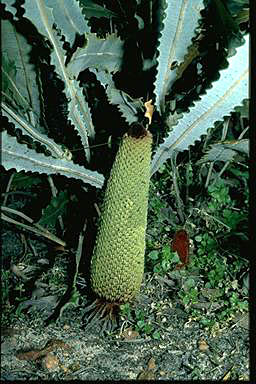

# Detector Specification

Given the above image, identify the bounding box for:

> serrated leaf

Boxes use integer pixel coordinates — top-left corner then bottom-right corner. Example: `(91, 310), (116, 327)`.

(166, 110), (183, 130)
(221, 139), (249, 155)
(106, 88), (143, 124)
(234, 99), (249, 118)
(2, 0), (17, 18)
(2, 102), (69, 160)
(154, 0), (204, 113)
(44, 0), (90, 47)
(198, 139), (248, 164)
(89, 68), (115, 88)
(90, 69), (143, 124)
(38, 190), (69, 226)
(22, 0), (94, 161)
(151, 35), (249, 176)
(67, 33), (123, 75)
(2, 131), (104, 189)
(79, 0), (118, 19)
(2, 20), (41, 128)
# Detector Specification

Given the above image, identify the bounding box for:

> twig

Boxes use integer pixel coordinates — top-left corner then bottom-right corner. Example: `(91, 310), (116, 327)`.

(1, 206), (58, 234)
(205, 118), (229, 189)
(94, 203), (101, 218)
(193, 208), (231, 230)
(2, 172), (15, 206)
(1, 209), (66, 247)
(205, 162), (214, 189)
(212, 125), (249, 186)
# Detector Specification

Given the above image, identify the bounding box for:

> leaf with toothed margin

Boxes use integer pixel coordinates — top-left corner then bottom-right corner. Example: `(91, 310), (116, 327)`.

(197, 139), (249, 164)
(106, 88), (144, 124)
(89, 69), (143, 124)
(2, 0), (17, 18)
(2, 131), (104, 189)
(151, 34), (249, 176)
(67, 34), (124, 75)
(22, 0), (94, 162)
(154, 0), (204, 113)
(44, 0), (91, 47)
(79, 0), (118, 19)
(2, 102), (70, 160)
(89, 68), (115, 88)
(2, 20), (42, 130)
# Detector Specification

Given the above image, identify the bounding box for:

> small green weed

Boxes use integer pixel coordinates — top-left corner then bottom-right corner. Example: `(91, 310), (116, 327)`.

(146, 244), (180, 275)
(119, 304), (161, 339)
(147, 153), (248, 331)
(207, 180), (247, 232)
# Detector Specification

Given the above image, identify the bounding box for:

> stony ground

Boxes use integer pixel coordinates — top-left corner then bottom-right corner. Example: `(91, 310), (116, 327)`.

(1, 220), (250, 382)
(1, 273), (249, 381)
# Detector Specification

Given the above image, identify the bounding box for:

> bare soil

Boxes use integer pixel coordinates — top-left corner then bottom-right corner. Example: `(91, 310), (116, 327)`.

(1, 228), (249, 381)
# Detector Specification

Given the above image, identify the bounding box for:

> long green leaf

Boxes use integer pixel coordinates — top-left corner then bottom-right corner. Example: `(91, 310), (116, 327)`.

(67, 33), (124, 75)
(2, 131), (104, 189)
(2, 0), (17, 18)
(22, 0), (94, 161)
(44, 0), (90, 46)
(2, 20), (41, 128)
(151, 34), (249, 176)
(79, 0), (118, 19)
(198, 139), (249, 163)
(38, 190), (69, 226)
(2, 102), (70, 160)
(90, 69), (143, 124)
(154, 0), (204, 113)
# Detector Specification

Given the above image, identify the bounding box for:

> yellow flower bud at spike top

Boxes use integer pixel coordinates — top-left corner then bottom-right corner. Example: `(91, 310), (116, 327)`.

(91, 124), (152, 303)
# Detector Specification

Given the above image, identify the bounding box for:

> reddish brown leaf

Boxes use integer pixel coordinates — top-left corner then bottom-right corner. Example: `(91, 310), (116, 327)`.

(171, 229), (190, 269)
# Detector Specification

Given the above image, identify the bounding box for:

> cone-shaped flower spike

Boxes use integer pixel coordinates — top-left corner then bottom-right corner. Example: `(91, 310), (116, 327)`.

(91, 125), (152, 302)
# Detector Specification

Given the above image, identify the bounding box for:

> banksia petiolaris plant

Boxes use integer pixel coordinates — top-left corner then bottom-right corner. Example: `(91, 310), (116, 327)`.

(91, 125), (152, 303)
(1, 0), (248, 330)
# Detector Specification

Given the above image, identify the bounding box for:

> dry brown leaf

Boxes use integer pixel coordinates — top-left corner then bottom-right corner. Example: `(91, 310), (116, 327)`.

(144, 99), (154, 125)
(137, 370), (156, 380)
(222, 367), (233, 381)
(16, 350), (42, 361)
(198, 339), (209, 352)
(53, 245), (66, 252)
(147, 357), (156, 370)
(41, 353), (59, 371)
(121, 327), (140, 340)
(137, 356), (157, 380)
(16, 338), (71, 361)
